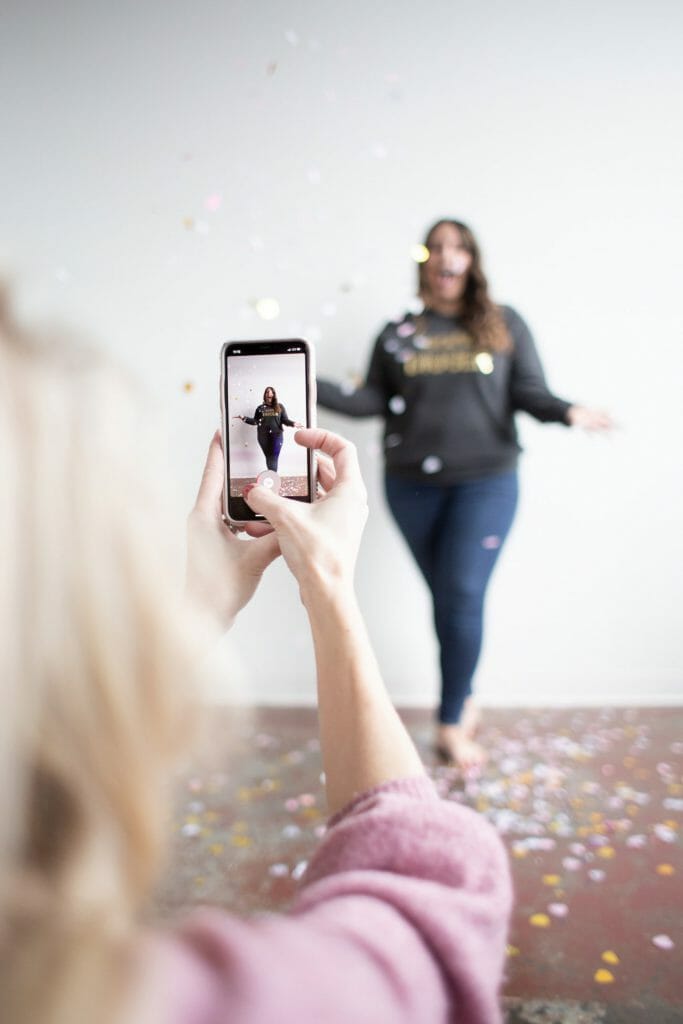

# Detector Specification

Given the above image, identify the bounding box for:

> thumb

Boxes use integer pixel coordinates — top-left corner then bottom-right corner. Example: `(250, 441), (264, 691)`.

(244, 482), (288, 524)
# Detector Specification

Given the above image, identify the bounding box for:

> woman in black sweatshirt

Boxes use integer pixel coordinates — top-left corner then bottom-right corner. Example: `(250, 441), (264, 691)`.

(236, 386), (301, 473)
(317, 219), (611, 769)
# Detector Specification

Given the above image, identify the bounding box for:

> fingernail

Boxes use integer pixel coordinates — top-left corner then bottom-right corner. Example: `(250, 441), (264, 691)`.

(243, 483), (254, 499)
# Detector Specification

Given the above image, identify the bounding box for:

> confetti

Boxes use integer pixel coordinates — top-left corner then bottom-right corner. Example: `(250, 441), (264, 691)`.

(421, 455), (443, 475)
(269, 863), (289, 877)
(475, 352), (494, 375)
(653, 824), (676, 843)
(656, 863), (675, 876)
(602, 950), (620, 964)
(204, 193), (222, 212)
(481, 535), (501, 550)
(291, 860), (308, 881)
(389, 395), (406, 415)
(652, 934), (675, 950)
(383, 337), (400, 353)
(385, 433), (402, 448)
(255, 298), (280, 320)
(181, 823), (201, 837)
(410, 244), (430, 263)
(397, 322), (416, 337)
(506, 945), (521, 957)
(588, 869), (606, 882)
(548, 903), (569, 918)
(529, 913), (551, 928)
(594, 969), (615, 984)
(542, 874), (561, 886)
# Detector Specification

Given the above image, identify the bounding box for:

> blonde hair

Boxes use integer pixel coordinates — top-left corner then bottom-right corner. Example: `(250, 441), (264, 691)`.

(0, 294), (200, 1023)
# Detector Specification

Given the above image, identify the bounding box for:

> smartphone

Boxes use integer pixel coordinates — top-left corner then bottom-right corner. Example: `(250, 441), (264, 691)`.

(220, 338), (316, 523)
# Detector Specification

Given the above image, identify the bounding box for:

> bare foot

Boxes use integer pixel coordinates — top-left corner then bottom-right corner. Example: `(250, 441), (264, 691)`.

(436, 723), (488, 772)
(459, 698), (481, 740)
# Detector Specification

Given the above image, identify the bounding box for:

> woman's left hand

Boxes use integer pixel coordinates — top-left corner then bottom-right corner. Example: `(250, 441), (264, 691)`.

(567, 405), (614, 431)
(186, 431), (280, 632)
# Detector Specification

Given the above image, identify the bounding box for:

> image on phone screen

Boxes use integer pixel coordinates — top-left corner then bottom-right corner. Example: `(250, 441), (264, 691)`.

(222, 339), (314, 521)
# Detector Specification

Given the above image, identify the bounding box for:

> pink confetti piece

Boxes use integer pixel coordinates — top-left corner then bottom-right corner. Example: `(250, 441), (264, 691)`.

(284, 798), (299, 812)
(562, 857), (582, 871)
(626, 834), (647, 849)
(204, 193), (222, 212)
(299, 793), (316, 807)
(588, 869), (606, 882)
(397, 321), (416, 337)
(652, 934), (675, 950)
(548, 903), (569, 918)
(481, 535), (501, 550)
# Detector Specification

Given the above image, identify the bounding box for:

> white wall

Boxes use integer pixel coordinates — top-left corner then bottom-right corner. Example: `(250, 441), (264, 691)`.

(2, 0), (682, 706)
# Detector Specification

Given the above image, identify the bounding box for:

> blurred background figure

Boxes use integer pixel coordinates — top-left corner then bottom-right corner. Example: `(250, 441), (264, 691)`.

(317, 219), (612, 768)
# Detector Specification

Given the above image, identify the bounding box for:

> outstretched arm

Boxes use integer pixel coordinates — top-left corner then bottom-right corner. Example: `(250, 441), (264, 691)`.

(317, 333), (389, 418)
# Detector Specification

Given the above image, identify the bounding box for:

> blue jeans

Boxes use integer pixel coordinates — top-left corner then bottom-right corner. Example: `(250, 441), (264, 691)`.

(259, 432), (283, 472)
(385, 470), (519, 724)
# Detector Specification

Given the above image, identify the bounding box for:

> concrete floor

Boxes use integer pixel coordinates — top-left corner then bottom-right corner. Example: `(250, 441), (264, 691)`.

(155, 706), (683, 1022)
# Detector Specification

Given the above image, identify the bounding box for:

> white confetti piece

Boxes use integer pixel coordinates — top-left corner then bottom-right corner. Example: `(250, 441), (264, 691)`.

(397, 321), (416, 337)
(389, 395), (406, 414)
(588, 869), (606, 882)
(383, 337), (400, 353)
(548, 903), (569, 917)
(255, 297), (280, 320)
(652, 934), (675, 950)
(422, 455), (442, 475)
(653, 824), (677, 843)
(269, 863), (289, 877)
(291, 860), (308, 881)
(663, 798), (683, 811)
(385, 433), (402, 448)
(626, 834), (647, 849)
(181, 823), (201, 837)
(562, 857), (582, 871)
(285, 29), (299, 45)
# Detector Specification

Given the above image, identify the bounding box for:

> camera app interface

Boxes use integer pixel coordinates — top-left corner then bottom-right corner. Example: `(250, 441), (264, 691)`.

(226, 346), (309, 498)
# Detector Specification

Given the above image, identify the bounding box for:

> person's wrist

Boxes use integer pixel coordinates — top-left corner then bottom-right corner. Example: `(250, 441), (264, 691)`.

(299, 566), (357, 615)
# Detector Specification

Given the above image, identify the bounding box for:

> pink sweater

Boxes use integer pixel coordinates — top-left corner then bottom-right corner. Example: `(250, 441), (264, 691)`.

(149, 776), (512, 1023)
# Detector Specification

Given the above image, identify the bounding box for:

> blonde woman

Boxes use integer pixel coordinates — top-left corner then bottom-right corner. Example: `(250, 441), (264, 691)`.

(0, 298), (512, 1024)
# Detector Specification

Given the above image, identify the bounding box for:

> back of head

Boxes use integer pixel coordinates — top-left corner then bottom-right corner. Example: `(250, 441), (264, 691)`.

(0, 294), (198, 1024)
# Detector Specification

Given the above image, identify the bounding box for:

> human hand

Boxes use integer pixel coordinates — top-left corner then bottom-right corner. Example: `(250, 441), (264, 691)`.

(243, 428), (368, 604)
(186, 431), (280, 631)
(566, 405), (614, 431)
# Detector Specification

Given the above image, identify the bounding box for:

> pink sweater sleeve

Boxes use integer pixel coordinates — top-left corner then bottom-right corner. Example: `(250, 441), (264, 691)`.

(156, 776), (512, 1024)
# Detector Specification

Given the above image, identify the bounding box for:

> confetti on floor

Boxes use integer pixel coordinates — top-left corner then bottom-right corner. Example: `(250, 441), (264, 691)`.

(155, 706), (683, 1021)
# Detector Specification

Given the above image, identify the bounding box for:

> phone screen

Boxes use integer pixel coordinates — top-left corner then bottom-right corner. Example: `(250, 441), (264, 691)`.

(222, 339), (314, 521)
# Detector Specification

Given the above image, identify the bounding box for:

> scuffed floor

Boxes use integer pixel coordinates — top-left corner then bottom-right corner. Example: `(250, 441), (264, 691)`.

(155, 707), (683, 1022)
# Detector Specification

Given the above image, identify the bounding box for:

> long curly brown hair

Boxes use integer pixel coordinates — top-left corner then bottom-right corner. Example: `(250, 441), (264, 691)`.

(418, 219), (512, 353)
(263, 386), (282, 414)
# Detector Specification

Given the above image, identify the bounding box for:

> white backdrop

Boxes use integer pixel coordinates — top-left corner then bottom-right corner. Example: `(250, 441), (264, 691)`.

(2, 0), (682, 706)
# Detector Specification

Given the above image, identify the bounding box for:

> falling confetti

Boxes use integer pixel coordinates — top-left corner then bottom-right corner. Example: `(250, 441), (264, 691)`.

(383, 337), (400, 353)
(421, 455), (443, 475)
(269, 863), (289, 877)
(388, 395), (406, 415)
(397, 322), (416, 337)
(411, 243), (430, 263)
(475, 352), (494, 375)
(182, 381), (195, 394)
(385, 433), (402, 449)
(205, 193), (222, 212)
(656, 863), (675, 876)
(284, 29), (299, 45)
(481, 535), (501, 550)
(652, 934), (675, 950)
(255, 298), (280, 320)
(548, 903), (569, 918)
(601, 951), (620, 965)
(529, 913), (551, 928)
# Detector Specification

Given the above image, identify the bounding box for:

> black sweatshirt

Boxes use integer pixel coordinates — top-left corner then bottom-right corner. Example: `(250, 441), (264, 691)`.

(244, 404), (295, 445)
(316, 306), (573, 484)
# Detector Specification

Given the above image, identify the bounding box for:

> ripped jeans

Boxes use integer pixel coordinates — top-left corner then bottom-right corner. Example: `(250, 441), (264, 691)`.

(385, 469), (519, 724)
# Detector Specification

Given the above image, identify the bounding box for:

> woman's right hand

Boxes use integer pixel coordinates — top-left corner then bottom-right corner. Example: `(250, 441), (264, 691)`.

(244, 428), (368, 604)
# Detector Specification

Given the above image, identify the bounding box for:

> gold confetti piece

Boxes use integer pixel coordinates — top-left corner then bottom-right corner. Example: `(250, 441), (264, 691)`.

(182, 381), (195, 393)
(204, 811), (220, 824)
(183, 217), (194, 230)
(506, 945), (520, 957)
(193, 877), (205, 887)
(209, 843), (224, 856)
(232, 820), (248, 832)
(410, 243), (430, 263)
(590, 812), (603, 822)
(626, 804), (639, 817)
(597, 846), (616, 860)
(656, 863), (675, 876)
(529, 913), (551, 928)
(512, 848), (528, 859)
(668, 783), (683, 795)
(623, 756), (636, 768)
(594, 969), (615, 984)
(602, 951), (620, 965)
(664, 819), (678, 830)
(231, 835), (252, 847)
(542, 874), (561, 886)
